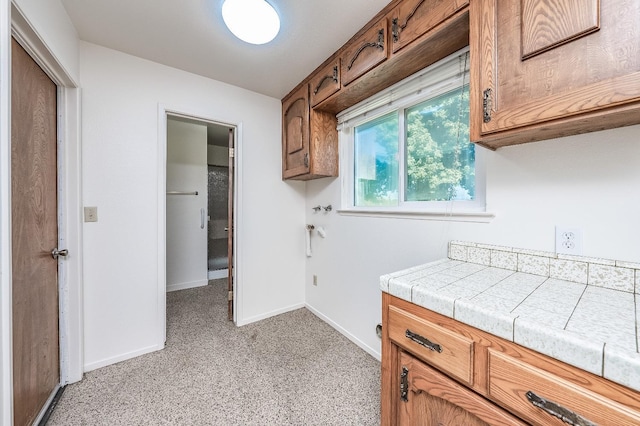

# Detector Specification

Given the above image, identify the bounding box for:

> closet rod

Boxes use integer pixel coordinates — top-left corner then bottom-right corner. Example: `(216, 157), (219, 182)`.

(166, 191), (198, 196)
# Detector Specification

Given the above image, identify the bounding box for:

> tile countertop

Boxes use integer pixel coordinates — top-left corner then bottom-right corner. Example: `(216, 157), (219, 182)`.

(380, 241), (640, 392)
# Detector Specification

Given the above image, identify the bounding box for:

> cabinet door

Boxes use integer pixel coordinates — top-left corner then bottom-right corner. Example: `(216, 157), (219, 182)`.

(341, 19), (387, 86)
(282, 84), (310, 179)
(398, 351), (526, 426)
(471, 0), (640, 145)
(390, 0), (468, 54)
(488, 350), (640, 426)
(310, 58), (341, 107)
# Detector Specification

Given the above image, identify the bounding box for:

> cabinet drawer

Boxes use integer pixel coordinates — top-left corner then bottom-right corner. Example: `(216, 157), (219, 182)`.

(391, 0), (468, 54)
(488, 350), (640, 426)
(340, 19), (387, 86)
(388, 304), (473, 386)
(310, 59), (340, 107)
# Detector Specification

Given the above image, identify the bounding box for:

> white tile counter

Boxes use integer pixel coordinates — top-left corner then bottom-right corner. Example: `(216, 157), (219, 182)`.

(380, 241), (640, 392)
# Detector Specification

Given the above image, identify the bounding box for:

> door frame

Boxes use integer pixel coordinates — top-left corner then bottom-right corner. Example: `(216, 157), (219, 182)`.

(0, 3), (83, 423)
(157, 104), (241, 345)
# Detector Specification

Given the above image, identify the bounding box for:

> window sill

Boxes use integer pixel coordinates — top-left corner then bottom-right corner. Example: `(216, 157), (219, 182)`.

(336, 208), (495, 223)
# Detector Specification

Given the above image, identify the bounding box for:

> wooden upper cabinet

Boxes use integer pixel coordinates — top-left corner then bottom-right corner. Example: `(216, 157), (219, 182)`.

(341, 18), (388, 86)
(282, 83), (338, 180)
(390, 0), (469, 55)
(471, 0), (640, 149)
(310, 58), (341, 107)
(282, 84), (310, 179)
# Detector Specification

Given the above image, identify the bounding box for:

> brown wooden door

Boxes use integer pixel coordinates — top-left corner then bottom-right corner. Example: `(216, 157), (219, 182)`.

(11, 37), (60, 426)
(282, 84), (310, 179)
(471, 0), (640, 144)
(398, 351), (526, 426)
(227, 128), (234, 321)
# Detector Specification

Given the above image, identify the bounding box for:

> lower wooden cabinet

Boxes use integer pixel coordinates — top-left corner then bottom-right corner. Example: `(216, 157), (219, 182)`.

(398, 351), (524, 425)
(381, 293), (640, 425)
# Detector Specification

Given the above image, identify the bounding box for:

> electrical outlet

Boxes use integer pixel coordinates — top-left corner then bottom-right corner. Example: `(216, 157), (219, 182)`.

(555, 226), (582, 255)
(313, 275), (318, 286)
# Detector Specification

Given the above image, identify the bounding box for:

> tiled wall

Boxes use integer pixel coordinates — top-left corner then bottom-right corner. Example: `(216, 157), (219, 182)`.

(448, 241), (640, 294)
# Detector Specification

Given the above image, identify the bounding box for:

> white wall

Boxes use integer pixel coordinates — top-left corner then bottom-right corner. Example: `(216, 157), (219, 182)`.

(80, 42), (306, 371)
(305, 124), (640, 360)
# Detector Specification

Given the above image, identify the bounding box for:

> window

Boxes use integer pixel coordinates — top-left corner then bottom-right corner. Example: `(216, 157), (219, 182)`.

(339, 48), (485, 216)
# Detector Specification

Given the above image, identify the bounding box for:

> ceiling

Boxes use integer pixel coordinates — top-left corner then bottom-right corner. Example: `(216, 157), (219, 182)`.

(60, 0), (392, 99)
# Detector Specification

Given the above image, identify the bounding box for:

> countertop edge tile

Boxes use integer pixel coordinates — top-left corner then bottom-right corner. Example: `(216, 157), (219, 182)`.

(513, 317), (604, 376)
(388, 277), (413, 301)
(604, 345), (640, 391)
(411, 286), (456, 318)
(454, 299), (516, 341)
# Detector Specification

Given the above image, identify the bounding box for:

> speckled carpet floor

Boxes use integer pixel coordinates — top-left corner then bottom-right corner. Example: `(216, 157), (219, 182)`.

(47, 280), (381, 425)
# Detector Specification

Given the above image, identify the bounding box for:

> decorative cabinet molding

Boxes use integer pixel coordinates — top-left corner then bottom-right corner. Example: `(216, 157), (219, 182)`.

(381, 294), (640, 426)
(282, 84), (337, 180)
(309, 58), (340, 107)
(470, 0), (640, 149)
(340, 19), (388, 87)
(390, 0), (468, 55)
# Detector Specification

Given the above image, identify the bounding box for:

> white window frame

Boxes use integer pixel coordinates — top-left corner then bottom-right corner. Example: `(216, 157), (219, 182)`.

(337, 48), (493, 222)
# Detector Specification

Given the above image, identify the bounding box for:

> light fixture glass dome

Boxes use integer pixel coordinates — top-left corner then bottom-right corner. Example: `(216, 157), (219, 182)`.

(222, 0), (281, 45)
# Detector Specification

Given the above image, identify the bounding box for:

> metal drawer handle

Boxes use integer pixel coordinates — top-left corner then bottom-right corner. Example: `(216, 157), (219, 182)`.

(405, 329), (442, 353)
(347, 29), (385, 71)
(526, 391), (597, 426)
(313, 66), (338, 94)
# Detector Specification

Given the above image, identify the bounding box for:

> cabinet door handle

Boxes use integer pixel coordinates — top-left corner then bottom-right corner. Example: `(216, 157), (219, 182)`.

(347, 29), (385, 71)
(405, 329), (442, 353)
(313, 66), (338, 94)
(200, 208), (205, 229)
(483, 88), (493, 123)
(303, 153), (309, 168)
(392, 0), (427, 43)
(526, 391), (597, 426)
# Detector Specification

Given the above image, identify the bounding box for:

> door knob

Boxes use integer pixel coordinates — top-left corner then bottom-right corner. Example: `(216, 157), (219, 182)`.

(51, 248), (68, 259)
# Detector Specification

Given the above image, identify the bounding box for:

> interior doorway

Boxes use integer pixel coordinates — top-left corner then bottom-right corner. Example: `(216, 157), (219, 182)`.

(164, 114), (236, 322)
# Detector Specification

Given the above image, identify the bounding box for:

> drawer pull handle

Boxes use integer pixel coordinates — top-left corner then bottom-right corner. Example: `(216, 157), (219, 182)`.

(313, 66), (338, 95)
(405, 329), (442, 353)
(347, 29), (385, 71)
(526, 391), (597, 426)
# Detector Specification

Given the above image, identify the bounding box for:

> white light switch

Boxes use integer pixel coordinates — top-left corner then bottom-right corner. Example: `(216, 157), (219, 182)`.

(84, 206), (98, 222)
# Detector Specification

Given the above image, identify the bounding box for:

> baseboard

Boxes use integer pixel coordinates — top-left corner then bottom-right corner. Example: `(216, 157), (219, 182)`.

(305, 304), (381, 362)
(83, 343), (162, 372)
(236, 302), (305, 326)
(166, 279), (208, 293)
(208, 269), (228, 280)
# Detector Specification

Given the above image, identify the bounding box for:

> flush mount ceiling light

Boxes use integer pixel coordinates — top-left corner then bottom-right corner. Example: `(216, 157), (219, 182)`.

(222, 0), (281, 45)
